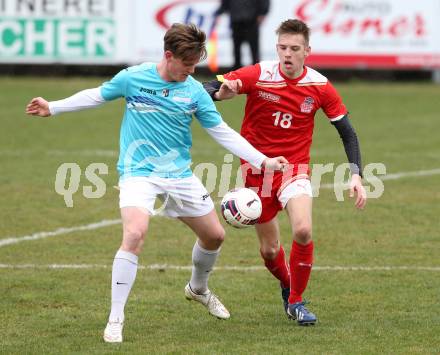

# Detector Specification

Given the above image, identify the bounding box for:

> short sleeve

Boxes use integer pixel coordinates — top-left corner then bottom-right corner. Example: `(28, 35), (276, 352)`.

(100, 69), (129, 101)
(322, 81), (348, 120)
(223, 64), (260, 94)
(194, 88), (223, 128)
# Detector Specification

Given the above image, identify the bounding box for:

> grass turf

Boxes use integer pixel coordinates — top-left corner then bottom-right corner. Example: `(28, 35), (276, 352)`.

(0, 77), (439, 354)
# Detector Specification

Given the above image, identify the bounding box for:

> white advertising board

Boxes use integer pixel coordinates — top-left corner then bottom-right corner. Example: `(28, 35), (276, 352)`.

(272, 0), (440, 68)
(1, 0), (440, 69)
(0, 0), (120, 63)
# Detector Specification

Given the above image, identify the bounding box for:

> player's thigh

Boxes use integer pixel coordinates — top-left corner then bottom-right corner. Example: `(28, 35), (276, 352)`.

(121, 206), (150, 236)
(279, 179), (313, 239)
(119, 177), (158, 241)
(255, 217), (281, 257)
(179, 209), (225, 250)
(285, 195), (313, 240)
(120, 206), (150, 253)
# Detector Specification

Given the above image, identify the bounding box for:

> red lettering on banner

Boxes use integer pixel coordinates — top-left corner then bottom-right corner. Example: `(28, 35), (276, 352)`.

(389, 17), (409, 37)
(415, 14), (425, 36)
(295, 0), (426, 38)
(336, 19), (355, 35)
(360, 19), (382, 35)
(296, 0), (330, 23)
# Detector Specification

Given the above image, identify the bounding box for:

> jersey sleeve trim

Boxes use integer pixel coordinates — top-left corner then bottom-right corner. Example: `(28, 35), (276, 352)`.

(329, 114), (346, 122)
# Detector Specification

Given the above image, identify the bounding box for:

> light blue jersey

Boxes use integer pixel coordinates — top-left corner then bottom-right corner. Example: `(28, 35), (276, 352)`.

(100, 63), (222, 179)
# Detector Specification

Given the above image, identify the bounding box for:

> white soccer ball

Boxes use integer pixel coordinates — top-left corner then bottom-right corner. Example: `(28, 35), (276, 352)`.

(220, 188), (262, 228)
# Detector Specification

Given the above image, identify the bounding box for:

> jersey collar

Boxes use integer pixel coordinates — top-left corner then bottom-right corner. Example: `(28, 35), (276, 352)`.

(278, 64), (307, 83)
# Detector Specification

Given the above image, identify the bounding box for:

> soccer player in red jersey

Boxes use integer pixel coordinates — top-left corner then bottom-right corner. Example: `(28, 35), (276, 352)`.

(204, 19), (367, 325)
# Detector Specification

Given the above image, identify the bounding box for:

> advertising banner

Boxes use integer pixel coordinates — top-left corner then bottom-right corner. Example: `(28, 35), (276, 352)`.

(0, 0), (122, 63)
(280, 0), (440, 68)
(1, 0), (439, 69)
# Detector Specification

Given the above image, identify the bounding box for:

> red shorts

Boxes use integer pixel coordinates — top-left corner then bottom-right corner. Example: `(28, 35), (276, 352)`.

(242, 163), (310, 224)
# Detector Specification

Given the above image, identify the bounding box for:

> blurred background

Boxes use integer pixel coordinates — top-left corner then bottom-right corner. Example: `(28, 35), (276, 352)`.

(1, 0), (440, 80)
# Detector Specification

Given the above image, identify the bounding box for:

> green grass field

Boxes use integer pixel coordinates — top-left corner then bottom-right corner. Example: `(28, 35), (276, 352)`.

(0, 76), (439, 354)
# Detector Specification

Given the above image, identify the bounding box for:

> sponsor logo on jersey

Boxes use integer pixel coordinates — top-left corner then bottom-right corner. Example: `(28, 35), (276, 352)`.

(258, 90), (280, 103)
(140, 87), (157, 95)
(162, 89), (170, 97)
(300, 96), (314, 113)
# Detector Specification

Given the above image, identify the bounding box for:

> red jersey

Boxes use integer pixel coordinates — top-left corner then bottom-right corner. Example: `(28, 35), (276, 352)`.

(223, 61), (347, 166)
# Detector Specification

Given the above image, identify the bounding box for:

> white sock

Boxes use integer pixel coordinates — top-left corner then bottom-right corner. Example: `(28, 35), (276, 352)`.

(108, 250), (138, 322)
(189, 241), (220, 294)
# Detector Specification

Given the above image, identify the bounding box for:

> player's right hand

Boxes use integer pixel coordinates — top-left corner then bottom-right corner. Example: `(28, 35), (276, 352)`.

(262, 156), (289, 171)
(25, 97), (51, 117)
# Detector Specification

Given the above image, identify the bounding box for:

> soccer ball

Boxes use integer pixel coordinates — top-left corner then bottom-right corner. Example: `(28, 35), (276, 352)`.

(220, 188), (262, 228)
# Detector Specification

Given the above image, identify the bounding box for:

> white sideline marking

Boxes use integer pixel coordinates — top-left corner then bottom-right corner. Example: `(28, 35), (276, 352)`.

(1, 168), (439, 249)
(0, 149), (119, 157)
(0, 264), (439, 271)
(378, 168), (440, 181)
(320, 168), (440, 189)
(0, 219), (121, 248)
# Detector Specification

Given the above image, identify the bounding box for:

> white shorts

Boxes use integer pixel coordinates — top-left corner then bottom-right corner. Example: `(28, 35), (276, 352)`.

(119, 175), (214, 218)
(278, 179), (313, 208)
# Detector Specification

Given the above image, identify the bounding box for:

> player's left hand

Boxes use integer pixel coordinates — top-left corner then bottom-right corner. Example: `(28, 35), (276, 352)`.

(349, 174), (367, 209)
(216, 79), (242, 100)
(262, 156), (289, 171)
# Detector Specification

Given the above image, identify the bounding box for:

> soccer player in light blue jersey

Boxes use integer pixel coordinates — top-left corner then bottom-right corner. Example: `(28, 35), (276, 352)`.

(26, 23), (287, 343)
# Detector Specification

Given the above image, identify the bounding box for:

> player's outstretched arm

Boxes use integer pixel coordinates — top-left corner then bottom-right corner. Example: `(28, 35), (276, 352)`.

(349, 173), (367, 209)
(204, 121), (287, 171)
(26, 88), (105, 118)
(26, 97), (50, 117)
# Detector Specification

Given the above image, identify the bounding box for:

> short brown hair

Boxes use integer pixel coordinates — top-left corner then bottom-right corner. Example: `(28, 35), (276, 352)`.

(164, 23), (207, 61)
(276, 19), (310, 45)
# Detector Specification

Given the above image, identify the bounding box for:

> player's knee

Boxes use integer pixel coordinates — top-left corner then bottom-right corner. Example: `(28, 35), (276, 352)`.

(125, 227), (145, 241)
(213, 226), (226, 244)
(122, 227), (146, 252)
(294, 224), (312, 244)
(206, 225), (225, 246)
(260, 245), (279, 260)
